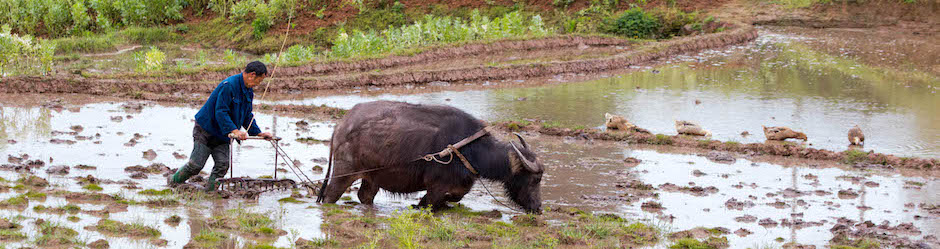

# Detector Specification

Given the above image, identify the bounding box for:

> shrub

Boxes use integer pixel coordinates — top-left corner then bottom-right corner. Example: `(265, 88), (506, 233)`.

(0, 25), (56, 76)
(608, 8), (661, 39)
(328, 10), (551, 59)
(133, 46), (166, 72)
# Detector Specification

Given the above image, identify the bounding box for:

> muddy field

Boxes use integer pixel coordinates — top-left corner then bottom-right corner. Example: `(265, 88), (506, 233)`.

(1, 9), (939, 249)
(0, 92), (937, 248)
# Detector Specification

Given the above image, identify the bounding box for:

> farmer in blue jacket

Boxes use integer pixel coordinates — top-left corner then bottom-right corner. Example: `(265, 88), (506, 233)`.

(168, 61), (274, 191)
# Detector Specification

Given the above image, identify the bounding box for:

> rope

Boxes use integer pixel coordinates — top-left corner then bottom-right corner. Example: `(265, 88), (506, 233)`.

(479, 179), (525, 213)
(422, 152), (454, 164)
(245, 3), (294, 133)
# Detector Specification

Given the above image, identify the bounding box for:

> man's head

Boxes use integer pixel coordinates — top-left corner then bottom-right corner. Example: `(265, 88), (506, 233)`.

(243, 61), (268, 88)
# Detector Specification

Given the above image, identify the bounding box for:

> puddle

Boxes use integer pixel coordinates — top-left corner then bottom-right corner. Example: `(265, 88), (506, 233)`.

(530, 137), (938, 248)
(263, 28), (940, 158)
(0, 99), (520, 248)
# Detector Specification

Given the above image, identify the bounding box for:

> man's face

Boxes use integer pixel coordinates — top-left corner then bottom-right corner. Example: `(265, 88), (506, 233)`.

(244, 72), (266, 88)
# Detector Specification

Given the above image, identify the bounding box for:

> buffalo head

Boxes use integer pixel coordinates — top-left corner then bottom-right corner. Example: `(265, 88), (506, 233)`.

(504, 133), (544, 213)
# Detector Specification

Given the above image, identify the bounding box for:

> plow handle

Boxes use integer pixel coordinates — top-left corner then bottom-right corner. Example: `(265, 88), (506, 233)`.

(228, 134), (282, 141)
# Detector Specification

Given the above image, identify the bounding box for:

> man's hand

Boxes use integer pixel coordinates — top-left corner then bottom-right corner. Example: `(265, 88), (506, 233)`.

(230, 130), (248, 140)
(258, 132), (274, 140)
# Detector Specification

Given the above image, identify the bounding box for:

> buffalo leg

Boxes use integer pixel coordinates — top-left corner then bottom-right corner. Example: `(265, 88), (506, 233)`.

(357, 178), (379, 205)
(443, 188), (471, 203)
(416, 190), (449, 211)
(321, 176), (357, 204)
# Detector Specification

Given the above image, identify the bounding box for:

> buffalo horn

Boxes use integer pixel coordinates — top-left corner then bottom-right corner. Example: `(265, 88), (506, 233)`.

(512, 132), (530, 149)
(510, 141), (539, 172)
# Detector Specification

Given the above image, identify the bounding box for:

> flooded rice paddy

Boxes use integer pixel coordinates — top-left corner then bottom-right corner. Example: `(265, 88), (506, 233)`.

(0, 27), (938, 248)
(265, 27), (940, 158)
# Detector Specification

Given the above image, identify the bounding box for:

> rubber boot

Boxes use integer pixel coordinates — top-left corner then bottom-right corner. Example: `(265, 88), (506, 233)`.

(204, 176), (220, 192)
(167, 166), (196, 187)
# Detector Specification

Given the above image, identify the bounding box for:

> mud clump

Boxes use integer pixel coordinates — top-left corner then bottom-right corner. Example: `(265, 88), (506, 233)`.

(110, 116), (123, 122)
(758, 218), (779, 227)
(701, 151), (736, 164)
(490, 120), (940, 170)
(641, 201), (665, 213)
(19, 175), (49, 188)
(734, 215), (757, 223)
(660, 183), (719, 196)
(50, 138), (77, 145)
(623, 157), (642, 167)
(130, 172), (148, 179)
(837, 189), (860, 199)
(45, 165), (70, 175)
(733, 228), (752, 237)
(142, 149), (158, 160)
(88, 239), (109, 249)
(615, 180), (654, 191)
(165, 215), (182, 226)
(172, 152), (187, 159)
(74, 164), (96, 170)
(830, 219), (932, 248)
(725, 198), (755, 210)
(124, 163), (171, 175)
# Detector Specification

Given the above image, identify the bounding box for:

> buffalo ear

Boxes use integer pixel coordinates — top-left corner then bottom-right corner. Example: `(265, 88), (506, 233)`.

(512, 132), (530, 149)
(510, 141), (539, 173)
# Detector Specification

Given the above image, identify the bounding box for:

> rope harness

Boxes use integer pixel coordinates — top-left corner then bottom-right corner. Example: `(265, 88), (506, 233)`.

(418, 128), (489, 175)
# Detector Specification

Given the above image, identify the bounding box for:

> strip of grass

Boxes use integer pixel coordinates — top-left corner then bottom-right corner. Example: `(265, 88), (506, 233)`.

(94, 219), (161, 238)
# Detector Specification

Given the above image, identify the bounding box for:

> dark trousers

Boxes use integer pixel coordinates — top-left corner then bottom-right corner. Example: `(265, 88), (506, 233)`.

(178, 125), (231, 182)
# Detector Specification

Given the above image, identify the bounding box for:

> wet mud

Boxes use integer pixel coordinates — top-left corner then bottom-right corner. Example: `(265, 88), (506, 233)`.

(0, 98), (938, 248)
(0, 24), (758, 100)
(492, 120), (939, 171)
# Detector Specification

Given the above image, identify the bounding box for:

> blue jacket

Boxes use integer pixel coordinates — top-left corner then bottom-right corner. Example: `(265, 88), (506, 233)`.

(195, 73), (262, 143)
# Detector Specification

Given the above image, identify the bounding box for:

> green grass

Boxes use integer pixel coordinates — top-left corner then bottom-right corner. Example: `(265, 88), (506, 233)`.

(67, 216), (80, 222)
(83, 184), (103, 192)
(831, 238), (881, 249)
(35, 222), (80, 247)
(139, 189), (173, 196)
(94, 219), (161, 238)
(648, 134), (674, 145)
(32, 204), (80, 214)
(843, 149), (870, 165)
(278, 197), (305, 204)
(192, 229), (229, 248)
(0, 229), (26, 241)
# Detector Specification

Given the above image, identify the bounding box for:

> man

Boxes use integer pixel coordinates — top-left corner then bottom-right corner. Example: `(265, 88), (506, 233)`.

(168, 61), (274, 191)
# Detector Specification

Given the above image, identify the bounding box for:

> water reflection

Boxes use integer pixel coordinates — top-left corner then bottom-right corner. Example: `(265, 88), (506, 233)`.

(0, 107), (53, 151)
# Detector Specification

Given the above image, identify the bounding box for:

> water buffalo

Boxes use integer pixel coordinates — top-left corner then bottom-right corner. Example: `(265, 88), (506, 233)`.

(316, 101), (544, 213)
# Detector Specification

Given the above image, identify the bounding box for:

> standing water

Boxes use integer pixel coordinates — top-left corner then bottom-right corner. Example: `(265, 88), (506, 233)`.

(266, 27), (940, 158)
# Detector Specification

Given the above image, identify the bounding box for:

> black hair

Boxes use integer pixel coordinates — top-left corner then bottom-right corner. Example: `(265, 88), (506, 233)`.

(244, 61), (268, 76)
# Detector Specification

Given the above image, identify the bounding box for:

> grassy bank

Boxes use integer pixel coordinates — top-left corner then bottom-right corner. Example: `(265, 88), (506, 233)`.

(1, 0), (723, 77)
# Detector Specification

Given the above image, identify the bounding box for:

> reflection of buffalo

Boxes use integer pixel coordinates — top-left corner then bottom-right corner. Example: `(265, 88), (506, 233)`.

(316, 101), (544, 213)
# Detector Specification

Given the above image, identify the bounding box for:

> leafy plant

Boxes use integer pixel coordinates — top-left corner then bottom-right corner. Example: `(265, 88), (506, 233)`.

(0, 25), (56, 76)
(133, 46), (166, 72)
(608, 8), (661, 39)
